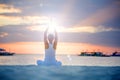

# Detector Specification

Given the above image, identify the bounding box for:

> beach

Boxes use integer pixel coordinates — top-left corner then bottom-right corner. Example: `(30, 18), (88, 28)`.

(0, 54), (120, 80)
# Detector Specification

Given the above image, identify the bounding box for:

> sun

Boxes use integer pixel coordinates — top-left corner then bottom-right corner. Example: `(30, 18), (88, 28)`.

(47, 18), (58, 33)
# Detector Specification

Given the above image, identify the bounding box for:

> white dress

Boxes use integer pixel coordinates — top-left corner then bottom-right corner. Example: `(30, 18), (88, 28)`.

(44, 43), (56, 63)
(37, 43), (62, 66)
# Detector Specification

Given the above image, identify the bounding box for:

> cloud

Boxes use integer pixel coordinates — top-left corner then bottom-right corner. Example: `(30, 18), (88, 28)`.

(0, 32), (8, 37)
(59, 26), (120, 33)
(0, 24), (30, 33)
(75, 1), (120, 28)
(27, 25), (120, 33)
(0, 0), (119, 48)
(0, 25), (44, 43)
(0, 4), (21, 14)
(0, 25), (120, 47)
(0, 0), (67, 16)
(0, 0), (119, 29)
(0, 15), (49, 26)
(58, 31), (120, 47)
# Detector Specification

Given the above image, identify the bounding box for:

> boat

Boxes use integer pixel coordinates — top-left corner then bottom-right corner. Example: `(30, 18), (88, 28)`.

(0, 48), (15, 56)
(78, 52), (110, 57)
(112, 51), (120, 56)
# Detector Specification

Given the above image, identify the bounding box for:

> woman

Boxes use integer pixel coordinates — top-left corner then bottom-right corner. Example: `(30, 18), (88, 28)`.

(37, 27), (61, 66)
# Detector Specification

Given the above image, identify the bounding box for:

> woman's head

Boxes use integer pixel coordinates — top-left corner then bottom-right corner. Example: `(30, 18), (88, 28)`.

(48, 34), (54, 43)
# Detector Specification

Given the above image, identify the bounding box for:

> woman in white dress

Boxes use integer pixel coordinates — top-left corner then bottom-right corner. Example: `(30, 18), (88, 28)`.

(37, 27), (62, 66)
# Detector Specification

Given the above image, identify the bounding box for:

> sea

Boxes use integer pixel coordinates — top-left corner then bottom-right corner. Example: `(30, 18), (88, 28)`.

(0, 54), (120, 80)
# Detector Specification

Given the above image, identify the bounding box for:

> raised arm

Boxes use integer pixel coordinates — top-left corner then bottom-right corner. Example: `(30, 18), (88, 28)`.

(53, 29), (58, 50)
(44, 27), (48, 49)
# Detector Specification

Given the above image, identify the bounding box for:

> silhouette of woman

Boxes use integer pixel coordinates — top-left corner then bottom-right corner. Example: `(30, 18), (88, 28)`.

(37, 27), (62, 66)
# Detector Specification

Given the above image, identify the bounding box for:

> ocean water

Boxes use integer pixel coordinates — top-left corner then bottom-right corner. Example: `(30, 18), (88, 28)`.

(0, 54), (120, 66)
(0, 66), (120, 80)
(0, 54), (120, 80)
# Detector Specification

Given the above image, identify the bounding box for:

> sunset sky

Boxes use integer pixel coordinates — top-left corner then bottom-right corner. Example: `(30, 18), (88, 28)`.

(0, 0), (120, 54)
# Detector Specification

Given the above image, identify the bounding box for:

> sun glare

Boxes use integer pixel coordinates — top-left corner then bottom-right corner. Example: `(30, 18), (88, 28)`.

(27, 17), (63, 32)
(47, 17), (59, 33)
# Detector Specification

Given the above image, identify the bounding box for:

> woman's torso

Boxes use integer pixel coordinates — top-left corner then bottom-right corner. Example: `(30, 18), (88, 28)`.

(44, 43), (56, 62)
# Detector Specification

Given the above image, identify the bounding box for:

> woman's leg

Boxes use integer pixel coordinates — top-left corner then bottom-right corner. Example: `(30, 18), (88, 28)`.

(56, 61), (62, 66)
(37, 60), (43, 65)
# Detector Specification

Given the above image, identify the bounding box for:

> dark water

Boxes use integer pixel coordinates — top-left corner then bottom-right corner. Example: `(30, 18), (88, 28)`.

(0, 66), (120, 80)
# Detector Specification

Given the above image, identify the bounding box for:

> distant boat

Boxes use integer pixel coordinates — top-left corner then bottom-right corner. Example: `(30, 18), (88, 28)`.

(112, 51), (120, 56)
(0, 48), (15, 56)
(78, 52), (110, 57)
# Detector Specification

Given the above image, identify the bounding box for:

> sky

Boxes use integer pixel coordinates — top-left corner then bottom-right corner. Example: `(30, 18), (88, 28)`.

(0, 0), (120, 54)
